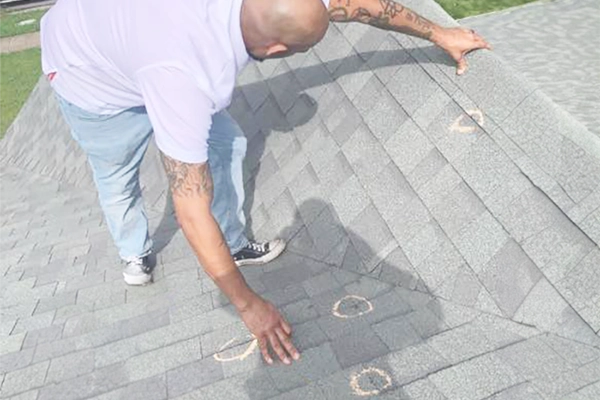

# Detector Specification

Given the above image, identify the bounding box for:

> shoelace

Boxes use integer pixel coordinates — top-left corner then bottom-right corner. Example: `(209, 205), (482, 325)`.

(125, 257), (150, 273)
(247, 242), (267, 253)
(127, 257), (151, 274)
(126, 257), (144, 266)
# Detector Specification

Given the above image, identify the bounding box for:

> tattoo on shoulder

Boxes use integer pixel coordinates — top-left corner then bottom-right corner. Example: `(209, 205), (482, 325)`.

(160, 153), (213, 198)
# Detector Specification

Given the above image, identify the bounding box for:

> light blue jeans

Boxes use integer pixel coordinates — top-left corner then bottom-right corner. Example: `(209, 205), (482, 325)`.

(56, 95), (249, 260)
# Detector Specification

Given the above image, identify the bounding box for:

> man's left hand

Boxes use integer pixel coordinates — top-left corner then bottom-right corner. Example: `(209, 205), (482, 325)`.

(434, 27), (492, 75)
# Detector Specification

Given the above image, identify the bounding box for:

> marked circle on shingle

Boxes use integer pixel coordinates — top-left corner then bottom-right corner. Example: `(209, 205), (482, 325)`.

(350, 367), (393, 396)
(213, 335), (258, 362)
(332, 295), (373, 319)
(449, 109), (484, 134)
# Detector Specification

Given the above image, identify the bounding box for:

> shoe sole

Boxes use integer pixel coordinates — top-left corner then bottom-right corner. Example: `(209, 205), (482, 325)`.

(235, 240), (286, 267)
(123, 272), (153, 286)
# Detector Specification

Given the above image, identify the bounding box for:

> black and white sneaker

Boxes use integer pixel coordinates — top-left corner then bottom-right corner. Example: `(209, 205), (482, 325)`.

(233, 240), (286, 267)
(123, 255), (152, 286)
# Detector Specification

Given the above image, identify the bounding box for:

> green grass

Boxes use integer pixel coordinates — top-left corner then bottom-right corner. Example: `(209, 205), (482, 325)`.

(435, 0), (538, 19)
(0, 8), (48, 38)
(0, 48), (41, 137)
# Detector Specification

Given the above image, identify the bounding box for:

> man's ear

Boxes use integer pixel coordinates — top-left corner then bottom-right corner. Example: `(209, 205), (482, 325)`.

(265, 43), (289, 57)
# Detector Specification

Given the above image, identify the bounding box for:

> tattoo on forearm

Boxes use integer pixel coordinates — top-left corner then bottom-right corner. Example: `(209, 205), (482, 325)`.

(352, 7), (374, 24)
(380, 0), (403, 18)
(329, 0), (433, 40)
(329, 7), (349, 20)
(406, 10), (433, 32)
(160, 153), (213, 198)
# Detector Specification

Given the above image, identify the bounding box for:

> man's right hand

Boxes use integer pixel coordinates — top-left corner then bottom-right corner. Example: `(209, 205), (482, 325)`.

(238, 295), (300, 365)
(159, 152), (299, 365)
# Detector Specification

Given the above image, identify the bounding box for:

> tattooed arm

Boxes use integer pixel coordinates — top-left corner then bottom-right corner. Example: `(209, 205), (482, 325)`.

(328, 0), (491, 74)
(329, 0), (439, 41)
(160, 153), (300, 365)
(160, 153), (255, 307)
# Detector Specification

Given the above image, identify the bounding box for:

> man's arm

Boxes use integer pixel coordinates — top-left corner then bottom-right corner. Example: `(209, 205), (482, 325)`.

(328, 0), (491, 74)
(329, 0), (437, 41)
(160, 154), (250, 306)
(160, 153), (299, 365)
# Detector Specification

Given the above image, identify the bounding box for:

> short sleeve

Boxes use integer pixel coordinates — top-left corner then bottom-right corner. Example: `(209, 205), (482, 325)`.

(136, 66), (213, 163)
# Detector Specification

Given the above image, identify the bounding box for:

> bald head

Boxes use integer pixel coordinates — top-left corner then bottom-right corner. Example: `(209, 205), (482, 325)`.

(241, 0), (330, 60)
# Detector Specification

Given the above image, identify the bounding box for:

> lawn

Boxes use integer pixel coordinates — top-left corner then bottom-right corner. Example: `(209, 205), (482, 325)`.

(0, 48), (41, 137)
(435, 0), (539, 19)
(0, 8), (48, 38)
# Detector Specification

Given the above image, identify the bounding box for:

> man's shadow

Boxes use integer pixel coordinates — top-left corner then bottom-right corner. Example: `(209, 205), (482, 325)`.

(207, 198), (445, 398)
(149, 45), (454, 254)
(235, 47), (452, 237)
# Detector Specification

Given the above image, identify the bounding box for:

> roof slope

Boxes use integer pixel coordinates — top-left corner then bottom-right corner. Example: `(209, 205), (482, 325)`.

(1, 1), (599, 398)
(463, 0), (600, 137)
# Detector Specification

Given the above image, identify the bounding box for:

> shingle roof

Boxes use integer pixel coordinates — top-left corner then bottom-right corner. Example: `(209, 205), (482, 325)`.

(463, 0), (600, 137)
(1, 0), (599, 398)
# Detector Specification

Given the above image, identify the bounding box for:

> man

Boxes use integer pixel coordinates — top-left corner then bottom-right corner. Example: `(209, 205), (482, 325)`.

(41, 0), (489, 365)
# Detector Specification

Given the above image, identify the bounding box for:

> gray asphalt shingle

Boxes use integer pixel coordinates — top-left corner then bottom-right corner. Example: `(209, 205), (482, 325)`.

(1, 0), (598, 398)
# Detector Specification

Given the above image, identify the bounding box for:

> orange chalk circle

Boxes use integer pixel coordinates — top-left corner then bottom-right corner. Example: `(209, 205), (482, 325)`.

(350, 367), (393, 396)
(213, 336), (258, 362)
(450, 109), (485, 134)
(469, 109), (484, 125)
(332, 295), (374, 319)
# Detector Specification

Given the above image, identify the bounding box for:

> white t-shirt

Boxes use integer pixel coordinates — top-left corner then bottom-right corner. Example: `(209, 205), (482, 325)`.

(41, 0), (252, 163)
